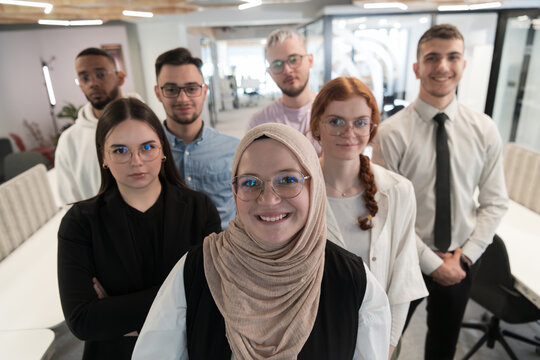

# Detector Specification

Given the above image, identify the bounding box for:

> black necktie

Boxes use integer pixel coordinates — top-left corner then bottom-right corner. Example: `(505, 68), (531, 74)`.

(434, 113), (451, 252)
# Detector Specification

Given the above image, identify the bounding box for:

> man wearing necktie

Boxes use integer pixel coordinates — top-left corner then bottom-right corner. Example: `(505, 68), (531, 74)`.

(374, 24), (508, 359)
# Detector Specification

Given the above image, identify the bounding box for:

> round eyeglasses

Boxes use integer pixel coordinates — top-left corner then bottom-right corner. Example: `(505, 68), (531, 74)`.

(267, 54), (307, 75)
(322, 118), (377, 137)
(75, 70), (116, 86)
(160, 84), (204, 98)
(231, 170), (310, 201)
(107, 144), (162, 164)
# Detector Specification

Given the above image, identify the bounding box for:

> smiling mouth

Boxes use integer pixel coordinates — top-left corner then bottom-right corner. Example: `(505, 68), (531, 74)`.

(259, 213), (289, 222)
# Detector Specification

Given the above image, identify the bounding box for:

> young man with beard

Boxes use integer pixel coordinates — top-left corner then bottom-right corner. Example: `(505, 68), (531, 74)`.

(247, 29), (320, 153)
(56, 47), (138, 204)
(155, 48), (239, 229)
(374, 24), (508, 360)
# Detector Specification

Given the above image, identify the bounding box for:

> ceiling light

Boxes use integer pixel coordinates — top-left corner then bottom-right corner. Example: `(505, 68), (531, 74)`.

(38, 19), (103, 26)
(122, 10), (153, 18)
(469, 2), (501, 10)
(38, 19), (69, 26)
(419, 17), (429, 24)
(364, 2), (408, 11)
(0, 0), (52, 14)
(238, 0), (262, 10)
(438, 4), (470, 11)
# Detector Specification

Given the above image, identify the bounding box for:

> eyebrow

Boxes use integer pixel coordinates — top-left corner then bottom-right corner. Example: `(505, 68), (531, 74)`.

(423, 51), (462, 57)
(77, 67), (108, 75)
(109, 140), (158, 148)
(325, 114), (370, 119)
(237, 168), (302, 177)
(162, 81), (201, 86)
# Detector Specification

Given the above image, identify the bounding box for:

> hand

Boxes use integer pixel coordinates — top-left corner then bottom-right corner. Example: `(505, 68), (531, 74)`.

(92, 277), (109, 299)
(429, 248), (466, 286)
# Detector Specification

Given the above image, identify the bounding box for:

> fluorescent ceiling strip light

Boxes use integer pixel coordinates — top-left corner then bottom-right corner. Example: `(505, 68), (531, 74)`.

(469, 2), (501, 10)
(70, 19), (103, 26)
(122, 10), (153, 18)
(38, 19), (69, 25)
(238, 0), (262, 10)
(438, 4), (470, 11)
(0, 0), (52, 13)
(42, 64), (56, 106)
(364, 2), (408, 10)
(38, 19), (103, 26)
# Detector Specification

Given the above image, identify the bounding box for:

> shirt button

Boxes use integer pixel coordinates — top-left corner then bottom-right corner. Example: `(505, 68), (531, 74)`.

(187, 176), (192, 181)
(372, 257), (376, 262)
(185, 151), (189, 155)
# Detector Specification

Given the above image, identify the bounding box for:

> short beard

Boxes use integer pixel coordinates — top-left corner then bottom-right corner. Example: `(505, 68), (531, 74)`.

(87, 86), (119, 110)
(170, 111), (199, 125)
(278, 78), (309, 98)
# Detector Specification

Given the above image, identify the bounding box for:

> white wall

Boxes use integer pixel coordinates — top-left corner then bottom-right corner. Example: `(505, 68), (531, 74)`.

(0, 25), (136, 148)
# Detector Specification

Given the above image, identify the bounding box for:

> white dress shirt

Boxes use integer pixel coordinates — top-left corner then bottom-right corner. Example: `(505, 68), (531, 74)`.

(132, 253), (391, 360)
(374, 98), (509, 274)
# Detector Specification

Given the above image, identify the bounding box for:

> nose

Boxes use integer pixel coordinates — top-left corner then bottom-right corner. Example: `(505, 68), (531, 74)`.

(340, 124), (356, 137)
(257, 181), (281, 204)
(129, 150), (144, 165)
(435, 58), (450, 72)
(177, 89), (190, 101)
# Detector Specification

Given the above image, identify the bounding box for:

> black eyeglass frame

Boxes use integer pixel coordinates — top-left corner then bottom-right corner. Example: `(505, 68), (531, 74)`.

(159, 83), (204, 98)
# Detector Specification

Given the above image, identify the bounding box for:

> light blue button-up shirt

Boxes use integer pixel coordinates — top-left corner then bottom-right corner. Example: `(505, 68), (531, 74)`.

(164, 122), (239, 229)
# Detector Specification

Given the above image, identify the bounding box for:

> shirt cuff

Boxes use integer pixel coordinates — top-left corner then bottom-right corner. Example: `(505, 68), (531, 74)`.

(419, 249), (443, 275)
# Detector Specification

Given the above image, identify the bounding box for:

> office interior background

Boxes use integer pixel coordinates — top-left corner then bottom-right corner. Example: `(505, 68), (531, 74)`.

(1, 0), (540, 359)
(0, 0), (539, 154)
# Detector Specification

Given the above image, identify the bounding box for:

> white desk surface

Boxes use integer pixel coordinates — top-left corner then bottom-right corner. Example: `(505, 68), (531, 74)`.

(0, 208), (67, 330)
(497, 200), (540, 308)
(0, 329), (55, 360)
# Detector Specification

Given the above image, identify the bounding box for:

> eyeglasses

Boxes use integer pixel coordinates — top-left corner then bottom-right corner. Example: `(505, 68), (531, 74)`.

(75, 70), (116, 85)
(107, 143), (162, 164)
(160, 84), (204, 98)
(231, 170), (310, 201)
(267, 54), (307, 75)
(322, 118), (377, 137)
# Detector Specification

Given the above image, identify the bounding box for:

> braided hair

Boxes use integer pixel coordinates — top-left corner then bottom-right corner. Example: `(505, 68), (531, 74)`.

(310, 77), (380, 230)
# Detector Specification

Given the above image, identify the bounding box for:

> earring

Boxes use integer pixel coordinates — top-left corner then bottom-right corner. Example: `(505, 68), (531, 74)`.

(162, 156), (166, 162)
(103, 164), (108, 169)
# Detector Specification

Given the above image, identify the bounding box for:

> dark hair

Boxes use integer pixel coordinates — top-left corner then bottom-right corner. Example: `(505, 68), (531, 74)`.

(417, 24), (464, 58)
(95, 98), (186, 194)
(310, 77), (379, 230)
(76, 47), (116, 68)
(155, 47), (203, 78)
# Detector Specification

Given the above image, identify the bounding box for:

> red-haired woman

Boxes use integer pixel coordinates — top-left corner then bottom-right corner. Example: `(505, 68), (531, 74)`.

(310, 77), (427, 359)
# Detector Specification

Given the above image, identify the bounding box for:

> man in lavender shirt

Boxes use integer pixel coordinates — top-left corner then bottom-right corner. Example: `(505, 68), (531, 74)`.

(247, 28), (321, 154)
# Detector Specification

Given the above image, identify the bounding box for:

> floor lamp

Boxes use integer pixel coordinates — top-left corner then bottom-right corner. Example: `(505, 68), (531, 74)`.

(41, 58), (59, 136)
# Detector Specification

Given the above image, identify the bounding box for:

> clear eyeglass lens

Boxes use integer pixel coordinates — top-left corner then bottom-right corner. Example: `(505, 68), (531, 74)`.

(161, 85), (202, 98)
(269, 54), (304, 74)
(109, 145), (160, 163)
(324, 119), (375, 136)
(232, 170), (307, 201)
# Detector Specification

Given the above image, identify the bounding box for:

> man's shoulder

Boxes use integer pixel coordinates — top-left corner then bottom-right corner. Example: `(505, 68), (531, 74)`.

(248, 100), (282, 126)
(204, 127), (240, 149)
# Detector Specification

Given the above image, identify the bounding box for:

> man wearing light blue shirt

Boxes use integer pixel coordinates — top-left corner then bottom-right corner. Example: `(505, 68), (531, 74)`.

(155, 48), (239, 229)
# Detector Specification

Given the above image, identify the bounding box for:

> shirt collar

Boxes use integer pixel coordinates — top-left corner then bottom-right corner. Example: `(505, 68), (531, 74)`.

(414, 97), (458, 123)
(163, 120), (207, 146)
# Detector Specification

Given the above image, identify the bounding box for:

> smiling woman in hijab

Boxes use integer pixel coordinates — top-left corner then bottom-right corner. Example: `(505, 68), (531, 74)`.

(132, 123), (391, 360)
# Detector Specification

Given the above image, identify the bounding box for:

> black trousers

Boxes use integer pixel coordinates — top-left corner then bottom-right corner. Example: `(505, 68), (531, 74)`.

(402, 258), (480, 360)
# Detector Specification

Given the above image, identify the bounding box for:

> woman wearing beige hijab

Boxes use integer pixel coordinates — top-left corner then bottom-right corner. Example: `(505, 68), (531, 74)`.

(132, 123), (390, 359)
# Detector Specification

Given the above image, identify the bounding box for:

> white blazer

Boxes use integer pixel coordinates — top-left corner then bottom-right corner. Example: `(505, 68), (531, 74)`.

(326, 164), (428, 306)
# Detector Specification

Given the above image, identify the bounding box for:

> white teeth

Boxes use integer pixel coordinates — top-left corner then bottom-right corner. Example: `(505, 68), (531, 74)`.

(260, 214), (287, 222)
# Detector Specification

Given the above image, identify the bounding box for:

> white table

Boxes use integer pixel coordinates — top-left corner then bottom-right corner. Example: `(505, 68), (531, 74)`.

(0, 208), (67, 330)
(0, 329), (55, 360)
(496, 200), (540, 309)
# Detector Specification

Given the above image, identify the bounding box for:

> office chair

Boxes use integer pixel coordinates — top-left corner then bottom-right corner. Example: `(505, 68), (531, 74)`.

(0, 137), (14, 182)
(461, 235), (540, 360)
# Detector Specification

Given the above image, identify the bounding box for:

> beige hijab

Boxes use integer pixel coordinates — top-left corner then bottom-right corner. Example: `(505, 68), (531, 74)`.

(203, 123), (327, 359)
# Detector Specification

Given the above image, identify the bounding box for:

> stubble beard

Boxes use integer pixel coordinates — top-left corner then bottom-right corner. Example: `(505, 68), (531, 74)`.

(169, 109), (200, 125)
(278, 77), (309, 98)
(87, 86), (120, 110)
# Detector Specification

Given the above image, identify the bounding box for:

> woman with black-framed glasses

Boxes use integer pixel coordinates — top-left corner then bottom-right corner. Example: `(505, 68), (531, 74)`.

(133, 123), (391, 359)
(57, 98), (221, 360)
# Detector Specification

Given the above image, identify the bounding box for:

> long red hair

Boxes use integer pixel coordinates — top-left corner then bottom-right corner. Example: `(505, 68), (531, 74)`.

(310, 77), (379, 230)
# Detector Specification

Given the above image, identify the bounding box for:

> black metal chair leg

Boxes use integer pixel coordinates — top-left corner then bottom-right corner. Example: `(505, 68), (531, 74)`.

(462, 333), (489, 360)
(497, 332), (520, 360)
(502, 329), (540, 347)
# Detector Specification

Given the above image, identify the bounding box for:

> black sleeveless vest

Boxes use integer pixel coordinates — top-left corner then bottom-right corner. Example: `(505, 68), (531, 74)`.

(184, 241), (367, 360)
